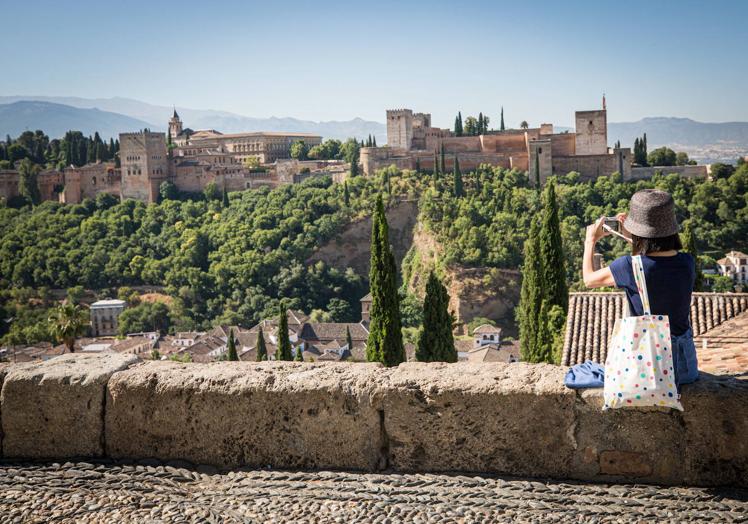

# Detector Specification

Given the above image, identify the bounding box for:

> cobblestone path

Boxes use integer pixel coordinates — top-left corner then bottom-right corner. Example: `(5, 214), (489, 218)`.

(0, 461), (746, 523)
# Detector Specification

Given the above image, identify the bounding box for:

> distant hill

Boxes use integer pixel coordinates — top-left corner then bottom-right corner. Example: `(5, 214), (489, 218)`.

(608, 117), (748, 163)
(609, 117), (748, 147)
(0, 96), (386, 142)
(0, 101), (152, 140)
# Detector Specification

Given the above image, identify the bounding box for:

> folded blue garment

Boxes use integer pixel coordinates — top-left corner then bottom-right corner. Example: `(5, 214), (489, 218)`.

(564, 360), (605, 389)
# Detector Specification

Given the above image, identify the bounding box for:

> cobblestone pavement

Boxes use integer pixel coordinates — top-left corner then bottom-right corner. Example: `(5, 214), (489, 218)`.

(0, 461), (746, 523)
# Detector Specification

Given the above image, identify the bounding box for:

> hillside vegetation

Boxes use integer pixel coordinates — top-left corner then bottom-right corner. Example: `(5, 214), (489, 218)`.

(1, 162), (746, 346)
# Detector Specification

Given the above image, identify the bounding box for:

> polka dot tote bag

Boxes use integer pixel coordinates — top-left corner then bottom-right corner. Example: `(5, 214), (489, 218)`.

(603, 255), (683, 411)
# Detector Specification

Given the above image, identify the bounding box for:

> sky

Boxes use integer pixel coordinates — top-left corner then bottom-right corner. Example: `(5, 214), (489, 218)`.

(1, 0), (747, 127)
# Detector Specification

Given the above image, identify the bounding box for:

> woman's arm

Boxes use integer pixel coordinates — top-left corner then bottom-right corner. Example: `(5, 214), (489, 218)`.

(583, 216), (616, 288)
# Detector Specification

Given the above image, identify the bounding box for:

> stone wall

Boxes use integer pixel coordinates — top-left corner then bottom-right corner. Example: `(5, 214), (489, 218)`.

(0, 355), (745, 487)
(629, 165), (708, 180)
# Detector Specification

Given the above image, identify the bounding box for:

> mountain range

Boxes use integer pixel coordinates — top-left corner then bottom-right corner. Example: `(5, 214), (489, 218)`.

(1, 96), (746, 163)
(0, 96), (387, 143)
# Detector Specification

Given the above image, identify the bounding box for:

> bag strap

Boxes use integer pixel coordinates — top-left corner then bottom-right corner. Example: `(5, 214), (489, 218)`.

(631, 255), (652, 315)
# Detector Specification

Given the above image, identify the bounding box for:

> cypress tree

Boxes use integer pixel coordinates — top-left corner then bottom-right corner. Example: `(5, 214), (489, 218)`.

(500, 106), (505, 131)
(373, 136), (377, 147)
(538, 179), (568, 313)
(350, 157), (359, 177)
(478, 113), (484, 134)
(534, 151), (541, 188)
(227, 328), (238, 361)
(457, 112), (463, 136)
(343, 181), (350, 206)
(415, 157), (421, 173)
(454, 115), (461, 135)
(518, 218), (543, 362)
(416, 271), (456, 362)
(433, 151), (439, 176)
(366, 196), (405, 366)
(295, 346), (304, 361)
(440, 143), (446, 175)
(276, 305), (293, 361)
(346, 326), (353, 352)
(682, 225), (704, 292)
(256, 326), (267, 361)
(453, 155), (463, 197)
(222, 186), (229, 207)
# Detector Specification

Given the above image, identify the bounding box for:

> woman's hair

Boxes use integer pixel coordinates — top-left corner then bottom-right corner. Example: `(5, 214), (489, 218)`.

(631, 233), (683, 255)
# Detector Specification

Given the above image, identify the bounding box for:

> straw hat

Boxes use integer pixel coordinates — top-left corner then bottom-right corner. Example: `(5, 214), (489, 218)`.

(623, 189), (679, 238)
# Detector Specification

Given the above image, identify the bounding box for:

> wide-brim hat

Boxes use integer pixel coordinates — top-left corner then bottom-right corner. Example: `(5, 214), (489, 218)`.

(623, 189), (679, 238)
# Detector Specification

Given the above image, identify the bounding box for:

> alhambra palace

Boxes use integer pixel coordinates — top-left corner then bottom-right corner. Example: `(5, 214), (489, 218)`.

(0, 100), (707, 205)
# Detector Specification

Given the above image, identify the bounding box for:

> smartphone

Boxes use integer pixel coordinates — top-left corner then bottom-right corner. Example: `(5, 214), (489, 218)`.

(603, 217), (620, 233)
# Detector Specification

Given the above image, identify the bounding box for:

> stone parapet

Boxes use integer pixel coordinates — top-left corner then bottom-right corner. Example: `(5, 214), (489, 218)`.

(0, 353), (139, 458)
(0, 356), (745, 487)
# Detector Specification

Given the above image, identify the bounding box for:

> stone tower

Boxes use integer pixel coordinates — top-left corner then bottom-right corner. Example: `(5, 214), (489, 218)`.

(169, 109), (183, 140)
(386, 109), (414, 150)
(575, 109), (608, 156)
(119, 131), (169, 203)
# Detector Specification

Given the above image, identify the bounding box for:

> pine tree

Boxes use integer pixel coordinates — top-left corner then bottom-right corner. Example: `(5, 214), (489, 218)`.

(416, 271), (456, 362)
(538, 179), (568, 313)
(346, 326), (353, 352)
(453, 155), (464, 197)
(500, 106), (505, 131)
(295, 346), (303, 361)
(366, 196), (405, 366)
(682, 225), (704, 292)
(518, 218), (543, 362)
(343, 181), (350, 206)
(227, 328), (238, 361)
(276, 305), (293, 361)
(256, 326), (267, 361)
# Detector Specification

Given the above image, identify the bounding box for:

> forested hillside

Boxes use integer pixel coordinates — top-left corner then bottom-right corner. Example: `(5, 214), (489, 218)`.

(419, 163), (748, 285)
(1, 161), (746, 346)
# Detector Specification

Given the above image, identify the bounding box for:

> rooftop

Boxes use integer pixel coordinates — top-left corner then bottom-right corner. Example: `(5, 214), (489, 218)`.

(562, 292), (748, 373)
(90, 299), (127, 308)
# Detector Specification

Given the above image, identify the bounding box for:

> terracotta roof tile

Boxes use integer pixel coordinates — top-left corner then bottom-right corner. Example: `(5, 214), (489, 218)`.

(562, 292), (748, 371)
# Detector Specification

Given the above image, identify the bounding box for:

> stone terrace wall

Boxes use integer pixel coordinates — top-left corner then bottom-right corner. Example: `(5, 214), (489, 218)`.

(0, 355), (746, 487)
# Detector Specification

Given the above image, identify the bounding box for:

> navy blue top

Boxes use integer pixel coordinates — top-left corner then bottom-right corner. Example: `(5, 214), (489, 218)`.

(609, 253), (695, 336)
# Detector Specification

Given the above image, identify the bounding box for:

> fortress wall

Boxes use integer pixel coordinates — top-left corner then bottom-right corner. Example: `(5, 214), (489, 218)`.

(550, 133), (576, 156)
(481, 134), (528, 154)
(629, 165), (708, 180)
(553, 154), (620, 181)
(1, 355), (746, 487)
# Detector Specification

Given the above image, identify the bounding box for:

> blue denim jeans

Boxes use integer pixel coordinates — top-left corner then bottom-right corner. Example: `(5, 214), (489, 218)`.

(672, 328), (699, 386)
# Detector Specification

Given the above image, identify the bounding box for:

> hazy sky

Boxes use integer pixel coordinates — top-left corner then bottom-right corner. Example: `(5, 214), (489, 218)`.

(2, 0), (746, 127)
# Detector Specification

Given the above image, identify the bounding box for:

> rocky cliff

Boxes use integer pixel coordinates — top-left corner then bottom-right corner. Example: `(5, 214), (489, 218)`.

(310, 202), (521, 333)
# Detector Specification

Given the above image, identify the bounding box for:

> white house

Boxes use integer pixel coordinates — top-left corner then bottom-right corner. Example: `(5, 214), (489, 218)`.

(718, 251), (748, 286)
(473, 324), (502, 348)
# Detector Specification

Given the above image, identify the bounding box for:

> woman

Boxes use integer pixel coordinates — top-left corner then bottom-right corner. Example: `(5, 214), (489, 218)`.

(582, 189), (699, 386)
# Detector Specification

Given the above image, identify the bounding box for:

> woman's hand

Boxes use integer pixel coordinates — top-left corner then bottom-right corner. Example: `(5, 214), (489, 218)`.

(585, 216), (609, 245)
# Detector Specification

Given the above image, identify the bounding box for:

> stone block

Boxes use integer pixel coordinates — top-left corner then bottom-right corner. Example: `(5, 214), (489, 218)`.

(105, 361), (384, 470)
(0, 353), (139, 459)
(679, 374), (748, 486)
(572, 388), (687, 484)
(382, 362), (576, 477)
(0, 363), (9, 457)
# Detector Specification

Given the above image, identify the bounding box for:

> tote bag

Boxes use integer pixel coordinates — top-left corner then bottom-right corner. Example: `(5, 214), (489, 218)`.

(603, 255), (683, 411)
